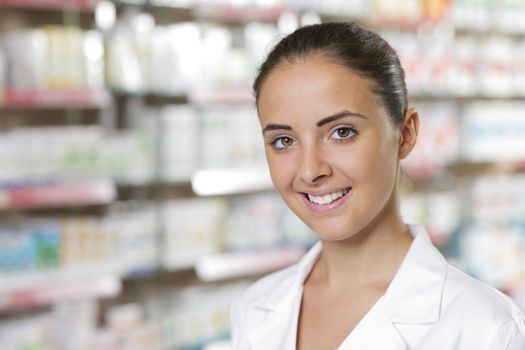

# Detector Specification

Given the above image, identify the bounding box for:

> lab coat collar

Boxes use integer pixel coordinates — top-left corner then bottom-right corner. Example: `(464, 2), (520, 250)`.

(247, 224), (448, 349)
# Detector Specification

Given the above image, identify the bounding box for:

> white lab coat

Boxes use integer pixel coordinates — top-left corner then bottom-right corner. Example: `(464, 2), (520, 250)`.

(230, 224), (525, 349)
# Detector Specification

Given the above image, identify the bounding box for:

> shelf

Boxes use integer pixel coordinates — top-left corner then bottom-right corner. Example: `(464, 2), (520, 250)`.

(0, 0), (97, 11)
(0, 179), (116, 210)
(0, 267), (121, 312)
(193, 4), (292, 23)
(195, 246), (306, 282)
(191, 167), (273, 196)
(189, 85), (255, 105)
(0, 89), (111, 109)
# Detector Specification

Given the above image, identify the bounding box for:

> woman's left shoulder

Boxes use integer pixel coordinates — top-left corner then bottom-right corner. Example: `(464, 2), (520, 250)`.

(442, 263), (525, 328)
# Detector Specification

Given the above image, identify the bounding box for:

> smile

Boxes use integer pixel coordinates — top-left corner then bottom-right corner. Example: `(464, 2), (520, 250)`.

(306, 188), (351, 205)
(301, 187), (352, 213)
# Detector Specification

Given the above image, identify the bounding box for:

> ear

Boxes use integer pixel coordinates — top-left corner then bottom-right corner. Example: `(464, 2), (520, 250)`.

(398, 107), (419, 160)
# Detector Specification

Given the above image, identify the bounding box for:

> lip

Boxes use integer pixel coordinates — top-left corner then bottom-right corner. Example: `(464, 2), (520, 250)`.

(300, 187), (352, 213)
(301, 187), (350, 196)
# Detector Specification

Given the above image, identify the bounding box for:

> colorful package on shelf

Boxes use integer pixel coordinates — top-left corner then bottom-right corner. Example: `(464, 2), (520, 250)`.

(1, 26), (104, 91)
(461, 102), (525, 162)
(384, 30), (525, 97)
(0, 222), (60, 273)
(0, 126), (154, 184)
(400, 102), (460, 177)
(370, 0), (451, 25)
(471, 175), (525, 223)
(0, 217), (111, 275)
(161, 197), (227, 270)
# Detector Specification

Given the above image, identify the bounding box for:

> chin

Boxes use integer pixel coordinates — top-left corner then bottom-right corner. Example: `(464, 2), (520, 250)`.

(303, 216), (358, 242)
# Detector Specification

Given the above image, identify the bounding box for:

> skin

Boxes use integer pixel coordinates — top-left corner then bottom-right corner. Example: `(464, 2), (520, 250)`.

(257, 53), (420, 350)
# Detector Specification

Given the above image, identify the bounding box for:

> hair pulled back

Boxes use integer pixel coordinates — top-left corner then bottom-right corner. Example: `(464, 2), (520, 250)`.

(253, 22), (408, 125)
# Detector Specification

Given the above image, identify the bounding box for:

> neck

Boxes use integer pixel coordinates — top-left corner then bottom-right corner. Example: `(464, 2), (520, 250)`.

(312, 194), (413, 291)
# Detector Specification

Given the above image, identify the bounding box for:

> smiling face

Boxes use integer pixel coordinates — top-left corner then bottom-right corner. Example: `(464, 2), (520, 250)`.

(258, 54), (409, 242)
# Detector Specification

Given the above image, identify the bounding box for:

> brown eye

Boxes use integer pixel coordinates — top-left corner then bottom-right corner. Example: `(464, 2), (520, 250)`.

(331, 127), (356, 140)
(337, 129), (350, 138)
(281, 137), (293, 146)
(271, 136), (296, 150)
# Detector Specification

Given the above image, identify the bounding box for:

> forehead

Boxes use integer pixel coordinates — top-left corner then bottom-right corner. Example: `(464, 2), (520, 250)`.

(257, 54), (384, 124)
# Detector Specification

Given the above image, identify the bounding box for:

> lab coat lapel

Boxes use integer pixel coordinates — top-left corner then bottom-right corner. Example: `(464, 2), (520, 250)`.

(339, 224), (447, 349)
(246, 241), (322, 350)
(338, 301), (407, 350)
(245, 225), (448, 350)
(247, 292), (300, 349)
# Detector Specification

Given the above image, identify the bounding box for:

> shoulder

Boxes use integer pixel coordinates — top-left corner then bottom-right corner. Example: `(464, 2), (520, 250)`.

(443, 264), (524, 320)
(441, 263), (525, 343)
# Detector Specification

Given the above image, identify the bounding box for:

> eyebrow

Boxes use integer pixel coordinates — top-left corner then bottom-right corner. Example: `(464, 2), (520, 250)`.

(262, 110), (367, 134)
(316, 110), (367, 127)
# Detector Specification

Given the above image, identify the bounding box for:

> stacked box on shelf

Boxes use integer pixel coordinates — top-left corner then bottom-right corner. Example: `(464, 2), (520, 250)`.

(106, 12), (276, 99)
(0, 126), (155, 185)
(0, 218), (111, 275)
(1, 26), (104, 91)
(383, 30), (525, 97)
(462, 102), (525, 163)
(0, 202), (159, 277)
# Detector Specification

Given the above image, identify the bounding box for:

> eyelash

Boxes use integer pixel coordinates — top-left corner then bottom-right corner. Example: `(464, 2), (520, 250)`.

(267, 126), (358, 152)
(330, 126), (358, 142)
(267, 136), (295, 152)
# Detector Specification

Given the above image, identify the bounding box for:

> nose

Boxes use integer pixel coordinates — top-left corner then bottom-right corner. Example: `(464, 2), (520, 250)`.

(298, 145), (332, 185)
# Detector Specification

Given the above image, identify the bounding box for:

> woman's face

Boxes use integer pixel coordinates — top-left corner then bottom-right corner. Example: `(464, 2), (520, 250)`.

(257, 54), (406, 241)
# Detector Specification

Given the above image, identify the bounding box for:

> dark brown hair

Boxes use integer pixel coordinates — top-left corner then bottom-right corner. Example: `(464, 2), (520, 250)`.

(253, 21), (408, 125)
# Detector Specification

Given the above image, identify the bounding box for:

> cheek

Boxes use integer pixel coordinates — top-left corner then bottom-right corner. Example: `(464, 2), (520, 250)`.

(330, 135), (398, 180)
(265, 151), (297, 191)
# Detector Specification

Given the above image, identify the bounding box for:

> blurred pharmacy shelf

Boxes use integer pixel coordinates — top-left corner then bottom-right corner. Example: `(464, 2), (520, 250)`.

(191, 167), (273, 196)
(0, 89), (111, 109)
(195, 246), (306, 282)
(0, 179), (116, 210)
(192, 3), (293, 23)
(0, 0), (98, 11)
(0, 268), (121, 312)
(1, 0), (525, 349)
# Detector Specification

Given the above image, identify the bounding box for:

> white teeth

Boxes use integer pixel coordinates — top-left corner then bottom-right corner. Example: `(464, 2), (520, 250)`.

(307, 188), (350, 205)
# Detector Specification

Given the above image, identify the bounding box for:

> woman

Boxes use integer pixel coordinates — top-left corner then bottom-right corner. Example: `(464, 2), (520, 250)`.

(229, 22), (525, 350)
